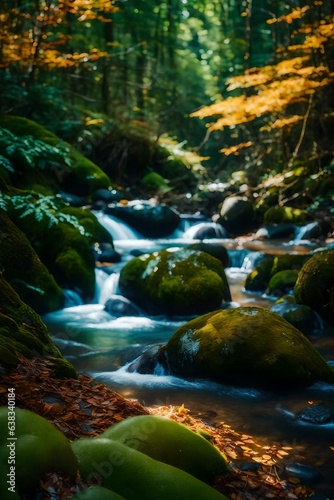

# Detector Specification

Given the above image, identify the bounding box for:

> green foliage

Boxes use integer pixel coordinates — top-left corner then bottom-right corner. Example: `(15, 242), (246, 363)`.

(0, 127), (71, 173)
(0, 192), (87, 234)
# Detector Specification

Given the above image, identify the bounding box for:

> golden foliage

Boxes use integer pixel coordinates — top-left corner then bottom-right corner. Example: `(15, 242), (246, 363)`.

(267, 6), (310, 25)
(0, 0), (118, 70)
(191, 9), (334, 135)
(220, 141), (253, 155)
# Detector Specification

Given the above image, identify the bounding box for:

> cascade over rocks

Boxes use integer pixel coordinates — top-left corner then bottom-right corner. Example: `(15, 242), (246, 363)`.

(105, 200), (180, 238)
(119, 248), (231, 316)
(163, 307), (334, 388)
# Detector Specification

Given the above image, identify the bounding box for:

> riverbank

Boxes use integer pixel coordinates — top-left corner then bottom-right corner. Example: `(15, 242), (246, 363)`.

(0, 357), (316, 499)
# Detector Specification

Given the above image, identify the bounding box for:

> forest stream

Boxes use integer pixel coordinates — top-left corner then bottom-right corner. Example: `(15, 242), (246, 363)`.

(42, 212), (334, 499)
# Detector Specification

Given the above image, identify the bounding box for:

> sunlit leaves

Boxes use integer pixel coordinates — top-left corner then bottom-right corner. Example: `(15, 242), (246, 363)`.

(267, 6), (310, 25)
(0, 0), (117, 71)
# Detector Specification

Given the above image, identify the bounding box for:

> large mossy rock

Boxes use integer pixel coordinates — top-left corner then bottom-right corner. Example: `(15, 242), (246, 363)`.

(244, 254), (310, 292)
(294, 250), (334, 323)
(105, 200), (180, 238)
(267, 269), (299, 296)
(264, 206), (313, 224)
(0, 115), (111, 195)
(6, 200), (97, 300)
(119, 249), (231, 316)
(0, 211), (64, 313)
(40, 222), (96, 300)
(0, 274), (76, 377)
(71, 437), (227, 500)
(0, 407), (78, 496)
(165, 307), (334, 388)
(217, 196), (254, 234)
(100, 415), (228, 484)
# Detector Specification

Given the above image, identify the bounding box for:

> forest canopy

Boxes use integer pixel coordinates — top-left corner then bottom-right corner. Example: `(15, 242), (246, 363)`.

(0, 0), (334, 186)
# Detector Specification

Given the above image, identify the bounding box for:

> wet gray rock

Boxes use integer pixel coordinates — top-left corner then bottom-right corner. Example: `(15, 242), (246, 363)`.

(104, 295), (144, 317)
(284, 462), (321, 483)
(297, 404), (334, 424)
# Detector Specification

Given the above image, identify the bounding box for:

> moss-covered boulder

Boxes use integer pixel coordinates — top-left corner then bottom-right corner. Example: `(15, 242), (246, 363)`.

(71, 437), (228, 500)
(40, 223), (96, 299)
(165, 307), (334, 388)
(119, 249), (231, 316)
(105, 200), (180, 238)
(60, 206), (114, 246)
(267, 269), (300, 296)
(245, 254), (310, 292)
(0, 274), (76, 377)
(270, 297), (320, 334)
(100, 415), (228, 484)
(0, 407), (78, 496)
(0, 211), (64, 313)
(264, 206), (313, 224)
(294, 250), (334, 323)
(218, 196), (254, 234)
(0, 115), (111, 195)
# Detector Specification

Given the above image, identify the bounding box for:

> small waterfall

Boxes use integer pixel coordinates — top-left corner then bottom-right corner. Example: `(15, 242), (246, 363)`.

(240, 251), (269, 271)
(227, 249), (250, 268)
(183, 222), (227, 240)
(94, 271), (120, 305)
(293, 221), (319, 243)
(93, 211), (142, 240)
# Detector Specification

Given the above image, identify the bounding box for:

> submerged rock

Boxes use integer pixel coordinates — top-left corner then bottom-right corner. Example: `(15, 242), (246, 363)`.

(284, 463), (321, 484)
(294, 249), (334, 323)
(297, 403), (334, 424)
(164, 307), (334, 388)
(104, 295), (143, 317)
(119, 248), (231, 316)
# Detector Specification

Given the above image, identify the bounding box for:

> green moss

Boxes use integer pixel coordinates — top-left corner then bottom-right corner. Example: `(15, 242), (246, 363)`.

(140, 171), (171, 193)
(244, 258), (274, 291)
(0, 275), (76, 377)
(119, 249), (231, 316)
(0, 407), (78, 495)
(100, 415), (228, 483)
(60, 206), (113, 245)
(55, 248), (95, 298)
(264, 206), (313, 224)
(294, 249), (334, 323)
(0, 211), (64, 313)
(267, 269), (299, 295)
(166, 307), (334, 388)
(245, 254), (310, 292)
(0, 115), (111, 195)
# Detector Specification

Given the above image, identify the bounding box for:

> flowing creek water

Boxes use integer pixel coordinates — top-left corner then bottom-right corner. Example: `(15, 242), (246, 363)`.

(42, 213), (334, 498)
